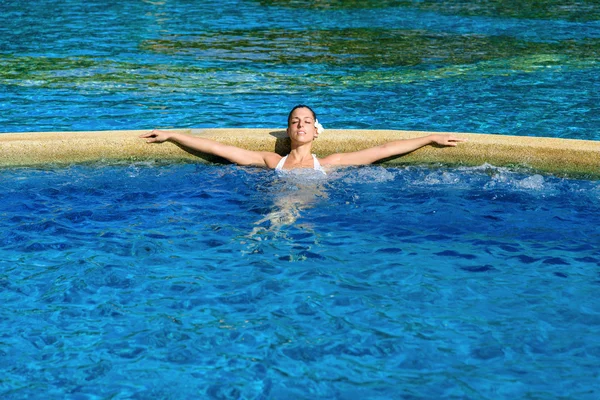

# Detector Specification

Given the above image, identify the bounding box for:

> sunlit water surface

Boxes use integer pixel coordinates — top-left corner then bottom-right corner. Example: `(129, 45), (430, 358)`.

(1, 164), (600, 398)
(1, 0), (599, 138)
(2, 1), (600, 399)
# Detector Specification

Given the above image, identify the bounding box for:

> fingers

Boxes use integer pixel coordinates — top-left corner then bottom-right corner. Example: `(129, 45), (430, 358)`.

(444, 135), (468, 146)
(139, 129), (166, 143)
(430, 135), (467, 147)
(139, 129), (162, 138)
(139, 132), (157, 143)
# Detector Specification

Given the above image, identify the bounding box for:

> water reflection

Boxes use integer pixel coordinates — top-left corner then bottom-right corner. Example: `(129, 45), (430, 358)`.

(140, 29), (600, 68)
(256, 0), (600, 21)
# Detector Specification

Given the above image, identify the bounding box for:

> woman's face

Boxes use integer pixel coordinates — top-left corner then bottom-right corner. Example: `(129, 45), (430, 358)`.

(287, 107), (316, 143)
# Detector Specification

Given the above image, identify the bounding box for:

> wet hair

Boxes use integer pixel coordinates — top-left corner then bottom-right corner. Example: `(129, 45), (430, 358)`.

(288, 104), (317, 124)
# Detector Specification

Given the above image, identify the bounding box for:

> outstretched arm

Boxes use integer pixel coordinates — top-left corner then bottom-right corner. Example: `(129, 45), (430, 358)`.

(320, 134), (466, 166)
(140, 130), (279, 167)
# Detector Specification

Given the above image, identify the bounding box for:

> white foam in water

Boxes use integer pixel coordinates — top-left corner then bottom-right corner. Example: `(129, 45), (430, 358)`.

(470, 163), (555, 194)
(422, 170), (462, 185)
(336, 166), (397, 184)
(459, 162), (501, 172)
(516, 174), (545, 190)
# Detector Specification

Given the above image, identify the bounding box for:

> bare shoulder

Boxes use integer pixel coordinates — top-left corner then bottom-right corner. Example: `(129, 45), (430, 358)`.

(262, 152), (284, 169)
(318, 153), (343, 166)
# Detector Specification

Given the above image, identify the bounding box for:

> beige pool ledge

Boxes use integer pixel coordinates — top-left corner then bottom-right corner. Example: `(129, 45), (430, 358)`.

(1, 129), (599, 178)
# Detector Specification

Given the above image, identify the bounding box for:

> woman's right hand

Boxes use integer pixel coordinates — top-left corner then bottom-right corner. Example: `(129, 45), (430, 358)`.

(428, 134), (467, 147)
(139, 129), (172, 143)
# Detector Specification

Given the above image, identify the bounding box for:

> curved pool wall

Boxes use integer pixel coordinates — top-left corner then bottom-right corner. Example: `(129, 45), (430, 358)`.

(2, 129), (599, 178)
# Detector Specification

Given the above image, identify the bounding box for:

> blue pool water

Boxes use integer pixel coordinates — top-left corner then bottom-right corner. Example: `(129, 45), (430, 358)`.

(1, 164), (599, 398)
(2, 0), (600, 398)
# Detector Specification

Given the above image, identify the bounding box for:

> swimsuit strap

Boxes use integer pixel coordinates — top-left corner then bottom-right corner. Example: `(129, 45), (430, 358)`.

(275, 155), (288, 171)
(275, 154), (326, 174)
(312, 154), (326, 173)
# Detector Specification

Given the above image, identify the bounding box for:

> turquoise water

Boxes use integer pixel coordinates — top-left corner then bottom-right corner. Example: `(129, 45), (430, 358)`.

(1, 0), (600, 138)
(2, 1), (600, 399)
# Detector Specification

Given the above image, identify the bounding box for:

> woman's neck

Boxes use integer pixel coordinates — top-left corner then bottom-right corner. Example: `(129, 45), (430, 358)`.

(288, 141), (313, 160)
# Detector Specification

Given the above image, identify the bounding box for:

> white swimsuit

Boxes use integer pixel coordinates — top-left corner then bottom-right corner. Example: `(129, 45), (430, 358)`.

(275, 154), (326, 174)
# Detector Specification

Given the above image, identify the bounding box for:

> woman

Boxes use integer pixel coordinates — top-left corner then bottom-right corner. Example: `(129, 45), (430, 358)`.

(139, 105), (466, 171)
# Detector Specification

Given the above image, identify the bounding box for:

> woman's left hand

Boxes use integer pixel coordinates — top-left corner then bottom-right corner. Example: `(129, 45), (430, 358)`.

(139, 129), (173, 143)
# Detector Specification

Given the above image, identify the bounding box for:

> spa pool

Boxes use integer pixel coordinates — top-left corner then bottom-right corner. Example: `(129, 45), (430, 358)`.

(1, 164), (599, 398)
(2, 0), (600, 398)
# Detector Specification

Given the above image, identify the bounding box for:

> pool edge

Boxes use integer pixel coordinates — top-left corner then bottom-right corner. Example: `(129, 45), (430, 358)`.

(1, 129), (599, 178)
